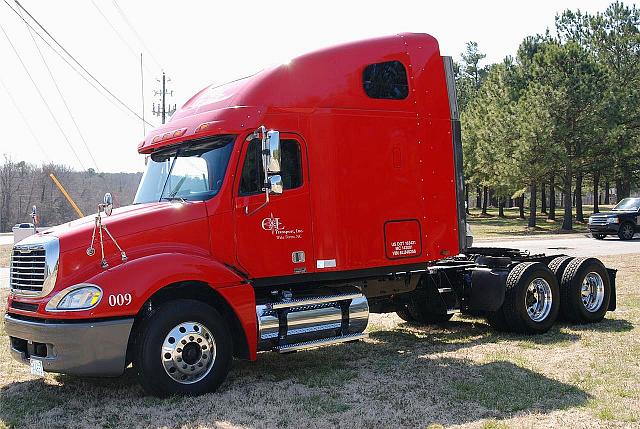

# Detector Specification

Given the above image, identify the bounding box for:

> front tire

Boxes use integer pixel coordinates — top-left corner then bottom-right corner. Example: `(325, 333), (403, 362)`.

(560, 257), (611, 323)
(501, 262), (560, 334)
(134, 299), (232, 397)
(618, 222), (635, 240)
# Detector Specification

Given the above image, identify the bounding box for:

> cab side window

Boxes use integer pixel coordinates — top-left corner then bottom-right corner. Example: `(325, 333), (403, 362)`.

(239, 139), (302, 196)
(362, 60), (409, 100)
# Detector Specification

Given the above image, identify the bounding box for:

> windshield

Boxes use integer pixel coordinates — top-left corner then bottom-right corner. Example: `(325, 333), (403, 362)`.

(613, 197), (640, 211)
(133, 135), (235, 204)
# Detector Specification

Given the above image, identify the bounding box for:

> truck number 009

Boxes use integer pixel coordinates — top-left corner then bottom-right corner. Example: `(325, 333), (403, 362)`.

(108, 293), (132, 307)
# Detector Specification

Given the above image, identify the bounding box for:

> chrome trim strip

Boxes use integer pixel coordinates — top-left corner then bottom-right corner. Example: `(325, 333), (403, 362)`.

(275, 333), (367, 353)
(268, 292), (363, 309)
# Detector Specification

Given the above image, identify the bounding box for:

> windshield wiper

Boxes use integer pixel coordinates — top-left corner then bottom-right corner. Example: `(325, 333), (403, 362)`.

(161, 195), (187, 203)
(158, 150), (180, 202)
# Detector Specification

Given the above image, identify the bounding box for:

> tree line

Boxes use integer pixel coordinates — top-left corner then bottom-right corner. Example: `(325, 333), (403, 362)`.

(457, 2), (640, 230)
(0, 157), (141, 232)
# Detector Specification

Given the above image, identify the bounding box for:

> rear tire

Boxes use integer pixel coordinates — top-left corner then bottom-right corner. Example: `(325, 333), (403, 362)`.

(548, 256), (575, 284)
(396, 306), (415, 323)
(501, 262), (560, 334)
(134, 299), (233, 397)
(618, 222), (635, 240)
(397, 302), (453, 325)
(486, 309), (509, 332)
(560, 257), (611, 323)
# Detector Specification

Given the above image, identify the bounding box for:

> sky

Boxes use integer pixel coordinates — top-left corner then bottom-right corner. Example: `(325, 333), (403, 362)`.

(0, 0), (621, 173)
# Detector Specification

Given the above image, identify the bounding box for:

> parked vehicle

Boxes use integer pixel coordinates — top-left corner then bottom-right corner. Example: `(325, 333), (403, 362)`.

(4, 34), (617, 397)
(589, 197), (640, 240)
(12, 223), (36, 244)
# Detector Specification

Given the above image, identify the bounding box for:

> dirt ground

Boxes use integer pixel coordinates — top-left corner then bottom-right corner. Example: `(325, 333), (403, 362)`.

(0, 253), (638, 429)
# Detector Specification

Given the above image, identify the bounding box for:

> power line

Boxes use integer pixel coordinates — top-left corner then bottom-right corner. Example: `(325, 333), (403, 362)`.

(0, 20), (86, 170)
(90, 0), (156, 76)
(8, 0), (154, 126)
(140, 53), (146, 136)
(4, 1), (138, 122)
(17, 5), (101, 172)
(111, 0), (163, 71)
(0, 77), (51, 162)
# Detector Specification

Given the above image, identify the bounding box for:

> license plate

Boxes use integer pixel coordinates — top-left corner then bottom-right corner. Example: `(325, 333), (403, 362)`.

(30, 358), (44, 377)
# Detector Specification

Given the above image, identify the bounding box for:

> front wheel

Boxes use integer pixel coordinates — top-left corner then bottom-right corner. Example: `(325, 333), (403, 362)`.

(501, 262), (560, 334)
(618, 222), (635, 240)
(134, 299), (233, 397)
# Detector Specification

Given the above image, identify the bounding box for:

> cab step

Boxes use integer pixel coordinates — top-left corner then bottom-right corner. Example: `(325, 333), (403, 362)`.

(275, 332), (367, 353)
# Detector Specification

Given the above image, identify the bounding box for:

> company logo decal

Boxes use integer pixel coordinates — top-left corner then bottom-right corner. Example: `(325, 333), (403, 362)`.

(261, 213), (303, 240)
(261, 214), (284, 233)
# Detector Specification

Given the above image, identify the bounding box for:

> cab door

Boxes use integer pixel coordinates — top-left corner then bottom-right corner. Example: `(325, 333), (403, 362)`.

(233, 134), (314, 279)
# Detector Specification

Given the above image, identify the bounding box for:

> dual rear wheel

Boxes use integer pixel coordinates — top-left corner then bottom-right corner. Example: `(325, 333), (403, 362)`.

(486, 257), (611, 334)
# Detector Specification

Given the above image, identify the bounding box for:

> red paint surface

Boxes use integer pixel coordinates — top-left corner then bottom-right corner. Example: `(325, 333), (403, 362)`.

(9, 34), (459, 360)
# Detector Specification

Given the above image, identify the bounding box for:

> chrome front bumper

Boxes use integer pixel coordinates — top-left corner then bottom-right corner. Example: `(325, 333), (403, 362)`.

(4, 313), (134, 377)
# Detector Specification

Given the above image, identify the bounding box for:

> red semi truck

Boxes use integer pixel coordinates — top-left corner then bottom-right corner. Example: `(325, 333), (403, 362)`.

(5, 34), (616, 396)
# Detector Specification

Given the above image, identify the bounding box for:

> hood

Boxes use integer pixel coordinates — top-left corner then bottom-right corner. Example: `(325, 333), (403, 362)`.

(38, 202), (207, 253)
(591, 211), (636, 217)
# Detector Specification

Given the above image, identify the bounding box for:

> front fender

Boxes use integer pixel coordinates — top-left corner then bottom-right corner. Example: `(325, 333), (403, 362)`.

(86, 253), (257, 359)
(84, 253), (245, 316)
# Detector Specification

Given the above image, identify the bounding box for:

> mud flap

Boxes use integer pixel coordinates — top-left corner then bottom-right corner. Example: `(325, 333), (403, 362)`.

(607, 268), (617, 311)
(466, 267), (509, 312)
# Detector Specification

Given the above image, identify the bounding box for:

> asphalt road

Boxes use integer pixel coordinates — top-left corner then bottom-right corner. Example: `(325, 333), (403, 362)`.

(0, 234), (13, 246)
(476, 234), (640, 257)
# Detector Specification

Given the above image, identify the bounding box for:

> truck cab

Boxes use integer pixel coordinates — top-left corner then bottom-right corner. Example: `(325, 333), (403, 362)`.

(4, 34), (616, 397)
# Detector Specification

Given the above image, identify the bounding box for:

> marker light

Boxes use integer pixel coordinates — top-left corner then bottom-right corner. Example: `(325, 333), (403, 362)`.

(195, 122), (214, 133)
(45, 284), (102, 312)
(151, 128), (187, 143)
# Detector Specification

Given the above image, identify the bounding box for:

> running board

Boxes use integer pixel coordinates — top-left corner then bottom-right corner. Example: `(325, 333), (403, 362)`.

(275, 333), (367, 353)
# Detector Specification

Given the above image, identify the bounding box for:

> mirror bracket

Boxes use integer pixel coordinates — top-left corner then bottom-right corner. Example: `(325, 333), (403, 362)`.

(244, 126), (282, 216)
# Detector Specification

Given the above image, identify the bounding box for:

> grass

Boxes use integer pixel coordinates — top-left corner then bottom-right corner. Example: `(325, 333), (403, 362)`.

(0, 245), (11, 268)
(0, 253), (638, 428)
(467, 205), (615, 239)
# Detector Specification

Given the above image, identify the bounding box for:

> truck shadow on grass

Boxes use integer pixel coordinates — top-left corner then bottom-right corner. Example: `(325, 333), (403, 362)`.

(2, 317), (630, 428)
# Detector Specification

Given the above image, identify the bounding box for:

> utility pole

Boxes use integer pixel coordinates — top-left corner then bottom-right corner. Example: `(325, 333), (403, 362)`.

(152, 71), (176, 124)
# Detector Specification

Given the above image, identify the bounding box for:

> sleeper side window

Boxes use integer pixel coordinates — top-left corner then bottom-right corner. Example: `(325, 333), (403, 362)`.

(362, 60), (409, 100)
(239, 139), (302, 196)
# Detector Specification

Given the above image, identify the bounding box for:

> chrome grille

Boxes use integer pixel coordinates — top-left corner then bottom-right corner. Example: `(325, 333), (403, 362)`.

(9, 235), (59, 297)
(10, 248), (46, 292)
(590, 217), (608, 226)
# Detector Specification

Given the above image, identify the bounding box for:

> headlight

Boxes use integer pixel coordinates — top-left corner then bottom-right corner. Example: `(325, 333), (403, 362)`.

(607, 217), (619, 224)
(45, 284), (102, 312)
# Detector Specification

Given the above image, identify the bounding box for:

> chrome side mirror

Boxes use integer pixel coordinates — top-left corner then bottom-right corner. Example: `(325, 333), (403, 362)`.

(269, 175), (283, 195)
(245, 126), (282, 216)
(266, 130), (281, 174)
(103, 193), (113, 216)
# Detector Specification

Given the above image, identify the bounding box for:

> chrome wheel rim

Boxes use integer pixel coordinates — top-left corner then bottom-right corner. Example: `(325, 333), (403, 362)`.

(622, 224), (634, 239)
(161, 321), (216, 384)
(581, 272), (605, 312)
(525, 278), (553, 322)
